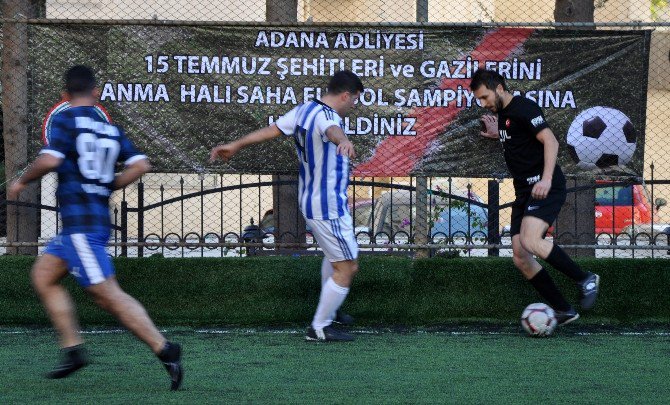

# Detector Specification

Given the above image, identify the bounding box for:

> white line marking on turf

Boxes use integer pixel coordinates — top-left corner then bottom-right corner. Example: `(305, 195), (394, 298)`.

(80, 329), (126, 334)
(0, 329), (168, 335)
(1, 329), (669, 336)
(195, 329), (303, 334)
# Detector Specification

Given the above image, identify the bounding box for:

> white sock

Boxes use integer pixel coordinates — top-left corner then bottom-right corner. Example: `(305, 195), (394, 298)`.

(321, 258), (340, 320)
(321, 257), (334, 286)
(311, 277), (349, 330)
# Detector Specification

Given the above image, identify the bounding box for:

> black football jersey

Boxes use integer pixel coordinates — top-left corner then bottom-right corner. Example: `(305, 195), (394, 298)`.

(497, 96), (561, 189)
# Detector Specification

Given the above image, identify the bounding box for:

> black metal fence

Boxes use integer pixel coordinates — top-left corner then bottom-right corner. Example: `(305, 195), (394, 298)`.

(5, 168), (670, 258)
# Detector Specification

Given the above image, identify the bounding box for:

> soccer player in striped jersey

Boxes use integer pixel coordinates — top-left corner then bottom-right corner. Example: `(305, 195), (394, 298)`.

(8, 66), (183, 389)
(210, 71), (364, 342)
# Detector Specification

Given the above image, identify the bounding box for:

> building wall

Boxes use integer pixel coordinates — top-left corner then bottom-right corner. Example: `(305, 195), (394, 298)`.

(309, 0), (416, 22)
(649, 31), (670, 91)
(493, 0), (653, 23)
(46, 0), (264, 20)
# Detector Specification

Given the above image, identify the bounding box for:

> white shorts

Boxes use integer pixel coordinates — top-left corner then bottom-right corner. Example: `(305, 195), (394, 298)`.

(306, 215), (359, 262)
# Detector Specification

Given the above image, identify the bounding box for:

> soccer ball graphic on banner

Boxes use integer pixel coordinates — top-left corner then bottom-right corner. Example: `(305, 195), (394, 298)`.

(566, 106), (637, 170)
(521, 303), (558, 337)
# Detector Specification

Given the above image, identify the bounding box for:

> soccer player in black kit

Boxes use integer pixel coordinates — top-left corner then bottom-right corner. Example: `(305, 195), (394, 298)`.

(470, 69), (600, 325)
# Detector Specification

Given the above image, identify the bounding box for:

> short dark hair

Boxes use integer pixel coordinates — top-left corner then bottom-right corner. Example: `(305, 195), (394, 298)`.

(327, 70), (364, 95)
(469, 69), (508, 92)
(65, 65), (96, 96)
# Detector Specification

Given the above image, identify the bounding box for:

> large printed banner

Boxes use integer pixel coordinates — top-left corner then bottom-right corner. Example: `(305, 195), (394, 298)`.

(30, 25), (650, 177)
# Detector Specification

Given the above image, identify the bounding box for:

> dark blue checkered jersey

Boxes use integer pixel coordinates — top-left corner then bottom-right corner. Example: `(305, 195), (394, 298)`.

(40, 106), (146, 234)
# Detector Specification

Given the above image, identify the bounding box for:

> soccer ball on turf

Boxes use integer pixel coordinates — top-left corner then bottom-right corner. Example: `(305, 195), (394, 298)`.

(566, 106), (637, 170)
(521, 303), (557, 337)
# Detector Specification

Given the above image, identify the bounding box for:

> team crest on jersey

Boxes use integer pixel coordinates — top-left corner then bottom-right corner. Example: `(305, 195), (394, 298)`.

(531, 116), (545, 127)
(505, 119), (511, 128)
(42, 100), (112, 145)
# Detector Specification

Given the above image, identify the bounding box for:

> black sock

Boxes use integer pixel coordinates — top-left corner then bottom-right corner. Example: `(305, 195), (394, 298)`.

(544, 245), (589, 282)
(528, 268), (572, 312)
(157, 341), (178, 362)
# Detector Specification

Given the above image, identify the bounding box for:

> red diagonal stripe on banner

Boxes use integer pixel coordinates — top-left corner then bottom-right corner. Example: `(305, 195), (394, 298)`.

(353, 28), (534, 177)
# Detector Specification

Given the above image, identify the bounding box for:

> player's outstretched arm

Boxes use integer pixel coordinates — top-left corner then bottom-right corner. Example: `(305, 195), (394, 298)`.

(210, 125), (283, 162)
(480, 115), (499, 139)
(7, 154), (62, 200)
(113, 158), (151, 190)
(532, 128), (560, 199)
(325, 126), (356, 158)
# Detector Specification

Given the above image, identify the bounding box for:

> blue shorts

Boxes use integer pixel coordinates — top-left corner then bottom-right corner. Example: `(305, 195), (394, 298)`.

(45, 233), (114, 288)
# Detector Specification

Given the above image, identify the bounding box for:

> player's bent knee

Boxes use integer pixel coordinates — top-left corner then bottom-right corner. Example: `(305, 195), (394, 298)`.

(92, 295), (111, 311)
(512, 254), (525, 269)
(31, 265), (55, 292)
(519, 234), (539, 255)
(93, 291), (128, 313)
(345, 261), (359, 277)
(31, 254), (68, 291)
(333, 259), (357, 271)
(87, 281), (124, 311)
(513, 253), (533, 271)
(350, 261), (359, 275)
(332, 260), (359, 284)
(88, 288), (110, 309)
(30, 269), (48, 293)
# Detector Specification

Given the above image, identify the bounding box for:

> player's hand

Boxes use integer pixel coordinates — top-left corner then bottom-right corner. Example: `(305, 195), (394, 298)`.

(209, 143), (240, 162)
(531, 179), (551, 200)
(479, 115), (499, 139)
(337, 140), (356, 158)
(7, 180), (26, 201)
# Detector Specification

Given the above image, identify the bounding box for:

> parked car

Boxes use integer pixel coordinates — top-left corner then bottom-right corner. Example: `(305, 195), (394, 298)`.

(242, 199), (374, 244)
(594, 182), (666, 235)
(358, 189), (488, 240)
(503, 182), (667, 236)
(243, 187), (488, 245)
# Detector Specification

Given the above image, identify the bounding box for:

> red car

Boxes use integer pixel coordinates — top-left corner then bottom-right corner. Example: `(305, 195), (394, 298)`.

(594, 182), (665, 235)
(518, 182), (667, 237)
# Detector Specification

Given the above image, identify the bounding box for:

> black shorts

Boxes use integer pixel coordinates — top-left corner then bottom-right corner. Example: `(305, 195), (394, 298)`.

(510, 186), (567, 236)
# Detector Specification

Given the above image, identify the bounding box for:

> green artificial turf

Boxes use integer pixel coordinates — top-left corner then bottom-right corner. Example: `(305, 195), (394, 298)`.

(1, 327), (668, 404)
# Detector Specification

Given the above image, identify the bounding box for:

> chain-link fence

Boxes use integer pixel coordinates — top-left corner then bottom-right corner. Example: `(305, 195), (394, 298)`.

(1, 0), (669, 258)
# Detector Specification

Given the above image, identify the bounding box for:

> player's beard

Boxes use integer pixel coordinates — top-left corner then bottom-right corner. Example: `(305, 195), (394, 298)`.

(494, 93), (504, 113)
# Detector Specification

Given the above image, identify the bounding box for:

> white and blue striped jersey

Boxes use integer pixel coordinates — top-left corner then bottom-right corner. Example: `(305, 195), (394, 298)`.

(275, 100), (349, 220)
